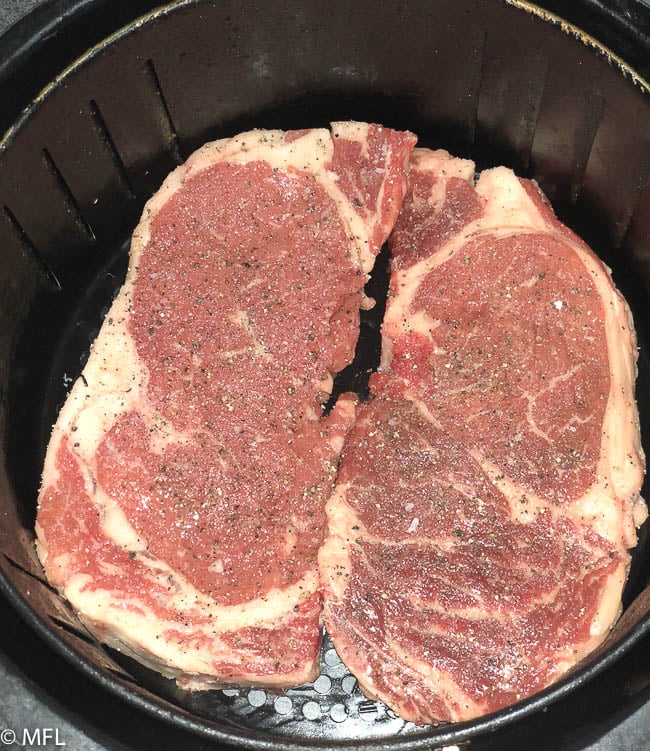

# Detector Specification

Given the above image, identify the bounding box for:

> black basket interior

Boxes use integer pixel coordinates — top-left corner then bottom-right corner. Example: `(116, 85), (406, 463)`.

(0, 1), (648, 749)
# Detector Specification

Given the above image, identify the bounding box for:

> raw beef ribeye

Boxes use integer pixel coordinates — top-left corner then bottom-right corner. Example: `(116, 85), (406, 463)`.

(36, 123), (416, 688)
(320, 149), (646, 723)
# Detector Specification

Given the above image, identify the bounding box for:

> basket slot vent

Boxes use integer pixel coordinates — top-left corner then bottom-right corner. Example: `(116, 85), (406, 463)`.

(0, 151), (96, 278)
(578, 106), (650, 249)
(31, 86), (141, 246)
(476, 42), (549, 172)
(49, 614), (97, 646)
(466, 31), (488, 146)
(144, 58), (183, 165)
(614, 174), (650, 254)
(622, 180), (650, 283)
(88, 99), (137, 201)
(624, 180), (650, 250)
(1, 205), (61, 290)
(2, 553), (55, 593)
(529, 53), (607, 208)
(430, 21), (487, 148)
(565, 95), (606, 206)
(41, 147), (96, 241)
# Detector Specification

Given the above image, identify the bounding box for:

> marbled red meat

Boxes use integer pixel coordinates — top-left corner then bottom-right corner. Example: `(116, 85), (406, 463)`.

(36, 123), (416, 688)
(320, 149), (646, 723)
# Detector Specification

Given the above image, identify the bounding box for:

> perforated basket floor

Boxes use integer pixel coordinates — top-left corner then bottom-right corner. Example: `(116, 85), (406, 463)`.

(0, 1), (649, 749)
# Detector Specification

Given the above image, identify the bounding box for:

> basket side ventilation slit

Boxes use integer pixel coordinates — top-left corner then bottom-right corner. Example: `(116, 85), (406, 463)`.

(615, 167), (650, 252)
(475, 35), (550, 172)
(144, 58), (183, 165)
(467, 30), (488, 147)
(622, 179), (650, 282)
(88, 99), (137, 201)
(519, 56), (549, 173)
(41, 147), (96, 241)
(1, 204), (61, 289)
(49, 615), (101, 647)
(2, 553), (57, 594)
(567, 94), (607, 206)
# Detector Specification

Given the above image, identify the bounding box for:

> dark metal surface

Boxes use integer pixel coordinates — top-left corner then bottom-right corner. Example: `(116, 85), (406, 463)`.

(1, 581), (648, 750)
(0, 1), (649, 749)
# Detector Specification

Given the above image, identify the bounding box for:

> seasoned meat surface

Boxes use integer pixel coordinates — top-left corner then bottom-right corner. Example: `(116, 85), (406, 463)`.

(320, 149), (646, 723)
(36, 123), (416, 688)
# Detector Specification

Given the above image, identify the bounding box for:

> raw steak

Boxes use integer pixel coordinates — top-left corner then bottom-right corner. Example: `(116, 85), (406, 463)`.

(36, 123), (416, 688)
(320, 149), (646, 723)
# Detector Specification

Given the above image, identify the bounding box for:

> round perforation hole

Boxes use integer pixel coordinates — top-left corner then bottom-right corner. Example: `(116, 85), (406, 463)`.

(313, 675), (332, 694)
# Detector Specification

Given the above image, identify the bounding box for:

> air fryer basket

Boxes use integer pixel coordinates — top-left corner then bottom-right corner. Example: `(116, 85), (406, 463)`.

(0, 0), (648, 748)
